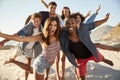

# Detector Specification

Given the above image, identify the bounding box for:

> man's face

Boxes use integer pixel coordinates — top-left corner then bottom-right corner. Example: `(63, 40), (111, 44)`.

(48, 5), (56, 14)
(66, 18), (77, 33)
(32, 18), (41, 28)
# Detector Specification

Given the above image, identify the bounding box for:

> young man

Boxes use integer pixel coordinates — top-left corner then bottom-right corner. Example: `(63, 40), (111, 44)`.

(0, 13), (43, 80)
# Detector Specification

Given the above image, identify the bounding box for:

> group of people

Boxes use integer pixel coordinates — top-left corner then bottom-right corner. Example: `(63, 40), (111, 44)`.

(0, 0), (120, 80)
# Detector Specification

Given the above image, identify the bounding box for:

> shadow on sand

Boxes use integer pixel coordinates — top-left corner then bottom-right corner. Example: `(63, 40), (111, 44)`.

(48, 62), (120, 80)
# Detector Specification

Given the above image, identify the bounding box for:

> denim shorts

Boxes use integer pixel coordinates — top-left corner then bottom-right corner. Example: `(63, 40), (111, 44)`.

(33, 55), (52, 74)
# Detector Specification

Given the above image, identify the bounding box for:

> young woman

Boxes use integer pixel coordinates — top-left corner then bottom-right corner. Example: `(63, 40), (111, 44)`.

(40, 1), (67, 80)
(0, 17), (61, 80)
(60, 13), (114, 80)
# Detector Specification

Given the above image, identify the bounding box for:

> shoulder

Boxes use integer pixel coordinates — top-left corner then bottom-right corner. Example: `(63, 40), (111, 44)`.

(39, 11), (49, 14)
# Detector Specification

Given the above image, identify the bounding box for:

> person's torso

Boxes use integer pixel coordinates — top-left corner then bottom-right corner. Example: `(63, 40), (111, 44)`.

(25, 27), (40, 49)
(42, 41), (60, 63)
(39, 11), (49, 27)
(68, 39), (92, 59)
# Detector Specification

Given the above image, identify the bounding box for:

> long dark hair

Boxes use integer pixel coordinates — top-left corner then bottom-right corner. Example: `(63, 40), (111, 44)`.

(73, 12), (85, 22)
(61, 6), (71, 20)
(42, 17), (61, 46)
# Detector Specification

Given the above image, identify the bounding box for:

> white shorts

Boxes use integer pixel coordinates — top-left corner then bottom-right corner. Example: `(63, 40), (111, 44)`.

(14, 43), (33, 58)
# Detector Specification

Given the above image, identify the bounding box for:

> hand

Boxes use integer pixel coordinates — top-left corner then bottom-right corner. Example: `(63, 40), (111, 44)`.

(86, 11), (91, 17)
(0, 41), (4, 48)
(114, 48), (120, 52)
(105, 13), (110, 21)
(40, 0), (44, 2)
(85, 10), (91, 18)
(96, 4), (101, 13)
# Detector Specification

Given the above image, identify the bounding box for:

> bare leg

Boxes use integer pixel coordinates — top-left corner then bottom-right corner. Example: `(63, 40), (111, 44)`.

(25, 58), (31, 80)
(44, 67), (50, 80)
(33, 70), (44, 80)
(4, 52), (17, 65)
(6, 58), (33, 73)
(61, 52), (66, 80)
(95, 43), (120, 51)
(80, 76), (85, 80)
(75, 67), (85, 80)
(102, 57), (113, 66)
(55, 53), (60, 80)
(75, 68), (80, 80)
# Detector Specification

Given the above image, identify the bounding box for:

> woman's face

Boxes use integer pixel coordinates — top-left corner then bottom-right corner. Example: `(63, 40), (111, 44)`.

(66, 18), (77, 33)
(48, 20), (57, 36)
(32, 18), (41, 28)
(63, 8), (70, 17)
(76, 15), (81, 24)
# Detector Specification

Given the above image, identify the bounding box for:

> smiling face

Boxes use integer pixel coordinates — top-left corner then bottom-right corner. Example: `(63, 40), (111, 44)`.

(43, 17), (60, 45)
(32, 18), (41, 28)
(43, 17), (60, 39)
(48, 5), (56, 14)
(62, 8), (70, 18)
(31, 13), (42, 28)
(76, 15), (81, 24)
(65, 17), (77, 33)
(48, 20), (57, 36)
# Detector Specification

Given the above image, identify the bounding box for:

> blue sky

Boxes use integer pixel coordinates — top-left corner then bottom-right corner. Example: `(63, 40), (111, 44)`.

(0, 0), (120, 35)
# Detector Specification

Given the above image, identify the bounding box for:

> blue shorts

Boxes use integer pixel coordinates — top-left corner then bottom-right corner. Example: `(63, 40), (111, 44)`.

(33, 55), (52, 74)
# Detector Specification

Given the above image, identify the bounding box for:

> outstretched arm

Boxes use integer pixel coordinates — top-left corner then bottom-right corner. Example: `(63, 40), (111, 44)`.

(0, 39), (9, 48)
(0, 33), (17, 48)
(0, 32), (42, 42)
(95, 43), (120, 52)
(40, 0), (48, 9)
(95, 13), (110, 27)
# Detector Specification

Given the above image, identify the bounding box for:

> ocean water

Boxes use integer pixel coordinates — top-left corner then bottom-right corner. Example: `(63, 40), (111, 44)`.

(4, 40), (18, 46)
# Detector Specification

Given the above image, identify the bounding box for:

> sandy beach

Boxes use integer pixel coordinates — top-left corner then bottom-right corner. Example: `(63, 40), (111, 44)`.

(0, 48), (120, 80)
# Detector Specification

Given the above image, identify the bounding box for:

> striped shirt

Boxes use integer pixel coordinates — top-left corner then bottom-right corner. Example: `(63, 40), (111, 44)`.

(43, 41), (60, 63)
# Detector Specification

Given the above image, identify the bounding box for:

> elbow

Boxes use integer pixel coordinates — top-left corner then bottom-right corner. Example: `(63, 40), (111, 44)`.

(14, 37), (23, 42)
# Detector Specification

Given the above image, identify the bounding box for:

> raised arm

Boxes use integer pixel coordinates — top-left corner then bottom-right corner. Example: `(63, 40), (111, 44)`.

(86, 4), (101, 24)
(96, 4), (101, 14)
(95, 13), (110, 27)
(40, 0), (48, 9)
(0, 32), (42, 42)
(84, 10), (91, 19)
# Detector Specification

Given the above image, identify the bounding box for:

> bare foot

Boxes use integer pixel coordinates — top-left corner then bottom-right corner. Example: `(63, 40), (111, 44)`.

(44, 76), (48, 80)
(102, 58), (113, 66)
(60, 77), (65, 80)
(4, 58), (14, 65)
(56, 75), (60, 80)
